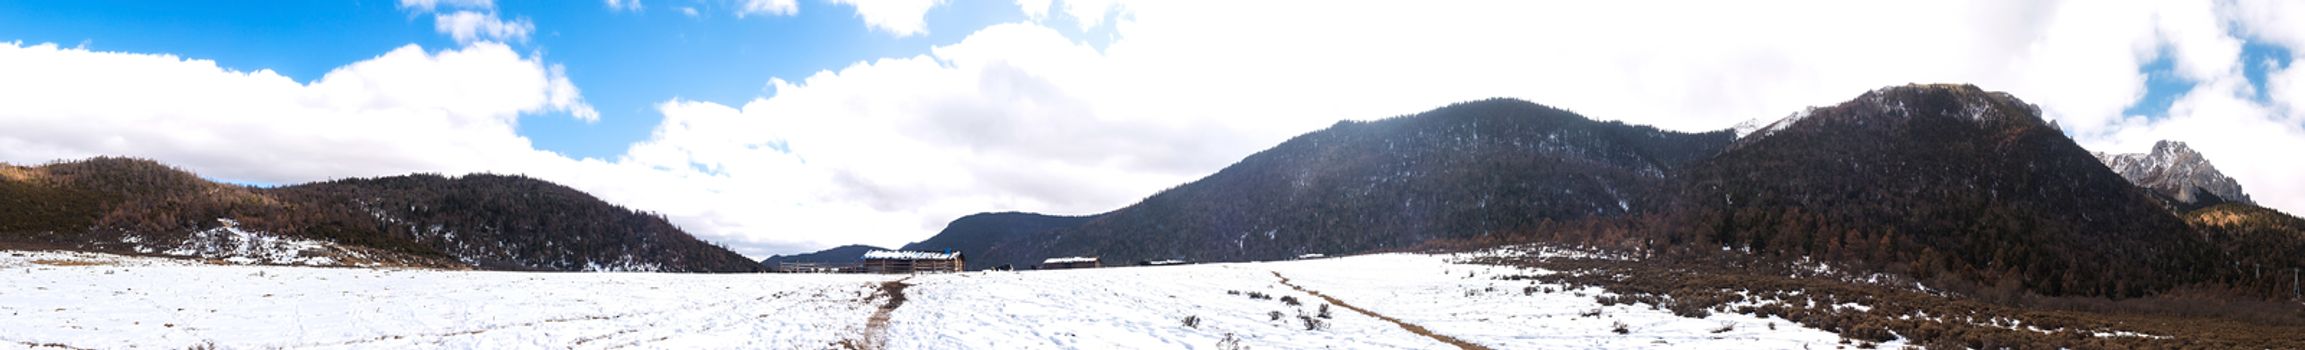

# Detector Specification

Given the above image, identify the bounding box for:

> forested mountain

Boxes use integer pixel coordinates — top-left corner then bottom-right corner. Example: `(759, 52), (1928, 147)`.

(942, 98), (1735, 269)
(1675, 84), (2216, 297)
(2094, 140), (2254, 210)
(0, 157), (764, 272)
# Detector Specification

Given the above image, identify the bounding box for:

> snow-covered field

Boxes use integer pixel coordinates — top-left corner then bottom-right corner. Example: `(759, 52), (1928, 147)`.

(3, 249), (1846, 349)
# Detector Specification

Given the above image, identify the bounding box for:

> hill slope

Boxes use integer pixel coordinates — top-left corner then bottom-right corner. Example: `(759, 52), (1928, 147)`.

(0, 157), (764, 272)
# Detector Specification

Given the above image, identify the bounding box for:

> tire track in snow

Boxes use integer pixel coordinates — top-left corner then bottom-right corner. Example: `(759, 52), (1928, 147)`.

(586, 287), (835, 349)
(295, 290), (768, 348)
(5, 339), (95, 350)
(1271, 271), (1493, 350)
(843, 277), (912, 350)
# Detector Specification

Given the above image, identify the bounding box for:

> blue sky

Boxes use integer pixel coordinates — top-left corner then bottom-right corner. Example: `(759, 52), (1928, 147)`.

(0, 0), (1109, 160)
(3, 1), (2302, 258)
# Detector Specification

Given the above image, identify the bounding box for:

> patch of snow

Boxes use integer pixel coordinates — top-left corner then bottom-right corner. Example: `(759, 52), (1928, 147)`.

(1834, 302), (1873, 313)
(1729, 118), (1767, 138)
(0, 250), (204, 268)
(1745, 108), (1815, 140)
(2091, 330), (2172, 339)
(159, 218), (350, 266)
(584, 255), (666, 272)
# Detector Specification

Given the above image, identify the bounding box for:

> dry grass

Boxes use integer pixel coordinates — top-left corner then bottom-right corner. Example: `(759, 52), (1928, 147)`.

(2190, 210), (2249, 227)
(30, 259), (106, 267)
(0, 165), (44, 182)
(1470, 250), (2305, 349)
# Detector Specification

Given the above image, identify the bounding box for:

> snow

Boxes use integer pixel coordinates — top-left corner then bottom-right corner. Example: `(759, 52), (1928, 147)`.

(1744, 108), (1814, 140)
(149, 218), (367, 266)
(2, 250), (885, 349)
(2, 248), (1850, 349)
(1728, 118), (1766, 138)
(1257, 254), (1843, 349)
(864, 250), (960, 260)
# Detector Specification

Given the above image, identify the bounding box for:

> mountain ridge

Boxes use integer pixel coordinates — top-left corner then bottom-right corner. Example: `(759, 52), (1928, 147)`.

(937, 98), (1736, 269)
(891, 83), (2294, 299)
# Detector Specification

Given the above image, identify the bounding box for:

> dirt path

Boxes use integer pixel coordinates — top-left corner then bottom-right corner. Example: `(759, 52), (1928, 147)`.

(843, 277), (913, 350)
(1271, 271), (1492, 350)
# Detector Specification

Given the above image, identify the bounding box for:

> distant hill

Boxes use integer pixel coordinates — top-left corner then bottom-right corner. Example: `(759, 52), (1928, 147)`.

(765, 212), (1095, 270)
(0, 157), (765, 272)
(759, 244), (884, 266)
(940, 98), (1733, 269)
(898, 212), (1095, 270)
(1675, 84), (2216, 297)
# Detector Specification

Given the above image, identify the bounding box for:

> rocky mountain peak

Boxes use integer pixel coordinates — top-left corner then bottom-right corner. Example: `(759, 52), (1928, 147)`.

(2094, 140), (2254, 207)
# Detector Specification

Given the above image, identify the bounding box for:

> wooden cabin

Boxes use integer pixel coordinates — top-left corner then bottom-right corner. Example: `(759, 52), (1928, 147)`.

(1040, 256), (1101, 270)
(1137, 259), (1188, 266)
(860, 250), (964, 273)
(769, 262), (862, 273)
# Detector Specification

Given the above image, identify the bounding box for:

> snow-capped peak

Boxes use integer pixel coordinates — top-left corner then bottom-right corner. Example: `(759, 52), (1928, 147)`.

(2093, 140), (2254, 205)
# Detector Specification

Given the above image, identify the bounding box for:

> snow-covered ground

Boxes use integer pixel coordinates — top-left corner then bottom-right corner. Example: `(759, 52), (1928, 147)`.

(3, 249), (1847, 349)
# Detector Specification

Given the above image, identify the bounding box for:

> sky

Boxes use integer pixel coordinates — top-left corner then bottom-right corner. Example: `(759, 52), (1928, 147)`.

(2, 0), (2302, 260)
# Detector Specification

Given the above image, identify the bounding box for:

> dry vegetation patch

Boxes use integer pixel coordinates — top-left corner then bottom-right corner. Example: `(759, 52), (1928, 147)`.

(1465, 250), (2305, 349)
(29, 259), (106, 267)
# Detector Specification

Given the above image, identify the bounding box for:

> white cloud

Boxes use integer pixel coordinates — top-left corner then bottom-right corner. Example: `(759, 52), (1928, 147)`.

(682, 7), (701, 17)
(1057, 0), (1118, 30)
(827, 0), (946, 37)
(737, 0), (799, 17)
(433, 11), (535, 44)
(2226, 0), (2305, 51)
(397, 0), (493, 12)
(0, 41), (594, 184)
(1015, 0), (1052, 20)
(606, 0), (643, 12)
